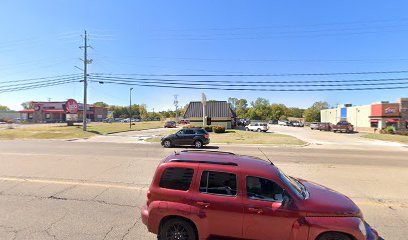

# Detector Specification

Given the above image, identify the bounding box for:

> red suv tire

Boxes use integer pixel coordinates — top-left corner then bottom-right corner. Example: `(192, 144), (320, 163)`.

(159, 218), (197, 240)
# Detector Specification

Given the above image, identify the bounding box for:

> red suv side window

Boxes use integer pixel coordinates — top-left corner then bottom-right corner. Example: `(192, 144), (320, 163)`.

(159, 167), (194, 191)
(199, 171), (237, 196)
(246, 176), (285, 202)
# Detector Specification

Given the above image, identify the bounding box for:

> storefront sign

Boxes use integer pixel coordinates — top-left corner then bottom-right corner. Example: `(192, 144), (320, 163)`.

(66, 114), (78, 121)
(385, 107), (397, 114)
(34, 104), (41, 111)
(65, 99), (78, 114)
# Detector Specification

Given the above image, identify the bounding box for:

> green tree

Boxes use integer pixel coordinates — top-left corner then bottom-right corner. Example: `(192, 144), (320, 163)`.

(228, 97), (238, 111)
(279, 115), (288, 121)
(21, 101), (33, 109)
(93, 101), (109, 108)
(139, 104), (148, 119)
(288, 107), (305, 118)
(247, 98), (271, 120)
(312, 101), (329, 110)
(270, 104), (287, 120)
(236, 99), (248, 118)
(179, 104), (189, 117)
(0, 105), (10, 111)
(304, 108), (320, 122)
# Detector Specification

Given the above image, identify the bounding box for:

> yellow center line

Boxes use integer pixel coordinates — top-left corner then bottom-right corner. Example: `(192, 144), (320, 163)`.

(1, 176), (406, 208)
(0, 176), (146, 191)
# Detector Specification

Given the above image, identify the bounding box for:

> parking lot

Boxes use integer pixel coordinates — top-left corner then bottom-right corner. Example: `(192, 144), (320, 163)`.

(0, 139), (407, 239)
(268, 124), (407, 149)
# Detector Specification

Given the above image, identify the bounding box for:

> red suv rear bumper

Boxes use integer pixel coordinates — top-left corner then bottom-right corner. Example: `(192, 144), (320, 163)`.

(141, 205), (149, 226)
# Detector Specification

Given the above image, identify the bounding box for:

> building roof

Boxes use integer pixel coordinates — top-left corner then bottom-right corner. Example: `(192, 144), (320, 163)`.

(184, 101), (236, 118)
(19, 109), (34, 113)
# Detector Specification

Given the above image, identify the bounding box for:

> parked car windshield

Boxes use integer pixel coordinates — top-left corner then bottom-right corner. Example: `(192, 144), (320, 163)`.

(278, 169), (308, 199)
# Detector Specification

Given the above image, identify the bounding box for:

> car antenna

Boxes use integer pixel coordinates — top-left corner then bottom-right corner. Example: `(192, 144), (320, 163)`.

(258, 147), (273, 165)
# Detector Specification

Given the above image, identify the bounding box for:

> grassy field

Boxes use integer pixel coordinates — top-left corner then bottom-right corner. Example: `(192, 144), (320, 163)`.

(0, 122), (164, 140)
(147, 129), (305, 145)
(361, 133), (408, 144)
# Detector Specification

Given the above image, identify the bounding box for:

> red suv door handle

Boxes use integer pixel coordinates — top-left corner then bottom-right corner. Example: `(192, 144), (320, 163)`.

(248, 207), (263, 214)
(196, 201), (211, 208)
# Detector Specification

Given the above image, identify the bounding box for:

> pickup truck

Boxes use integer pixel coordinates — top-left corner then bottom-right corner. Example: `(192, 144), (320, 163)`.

(332, 121), (354, 133)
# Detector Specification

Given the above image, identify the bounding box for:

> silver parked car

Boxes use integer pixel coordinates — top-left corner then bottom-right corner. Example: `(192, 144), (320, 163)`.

(310, 122), (320, 130)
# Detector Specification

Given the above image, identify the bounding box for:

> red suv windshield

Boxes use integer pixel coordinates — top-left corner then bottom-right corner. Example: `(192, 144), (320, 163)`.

(278, 169), (308, 199)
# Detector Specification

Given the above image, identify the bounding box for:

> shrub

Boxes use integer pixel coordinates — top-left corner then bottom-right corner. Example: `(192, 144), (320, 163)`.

(212, 126), (226, 133)
(204, 126), (213, 132)
(385, 126), (395, 134)
(396, 131), (408, 136)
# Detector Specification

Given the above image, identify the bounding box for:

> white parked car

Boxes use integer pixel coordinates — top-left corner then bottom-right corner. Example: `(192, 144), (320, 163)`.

(245, 123), (269, 132)
(292, 121), (304, 127)
(310, 122), (320, 130)
(278, 120), (290, 126)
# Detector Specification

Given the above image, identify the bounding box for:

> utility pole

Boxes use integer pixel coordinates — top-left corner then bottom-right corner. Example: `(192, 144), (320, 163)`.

(174, 95), (179, 121)
(202, 93), (206, 125)
(80, 30), (92, 131)
(130, 88), (133, 129)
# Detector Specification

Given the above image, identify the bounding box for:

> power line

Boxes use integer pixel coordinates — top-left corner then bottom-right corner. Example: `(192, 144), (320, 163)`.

(0, 76), (82, 88)
(89, 75), (408, 84)
(0, 78), (80, 91)
(90, 69), (408, 77)
(0, 73), (82, 85)
(0, 80), (79, 93)
(88, 79), (408, 92)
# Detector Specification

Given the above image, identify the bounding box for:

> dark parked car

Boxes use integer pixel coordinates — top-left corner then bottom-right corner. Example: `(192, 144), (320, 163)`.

(332, 121), (354, 133)
(141, 150), (379, 240)
(319, 122), (332, 131)
(161, 128), (210, 148)
(164, 121), (177, 128)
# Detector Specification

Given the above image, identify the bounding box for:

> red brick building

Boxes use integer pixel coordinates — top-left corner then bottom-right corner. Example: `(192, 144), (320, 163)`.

(19, 100), (108, 123)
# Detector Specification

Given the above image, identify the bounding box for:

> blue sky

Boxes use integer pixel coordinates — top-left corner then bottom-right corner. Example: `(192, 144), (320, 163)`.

(1, 0), (408, 111)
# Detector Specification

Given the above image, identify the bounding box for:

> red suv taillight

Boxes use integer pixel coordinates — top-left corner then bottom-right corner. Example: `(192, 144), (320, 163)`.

(204, 134), (209, 139)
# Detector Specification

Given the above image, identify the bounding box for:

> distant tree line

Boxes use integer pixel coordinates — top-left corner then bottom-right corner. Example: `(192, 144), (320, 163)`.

(18, 99), (329, 122)
(0, 104), (10, 111)
(228, 97), (329, 122)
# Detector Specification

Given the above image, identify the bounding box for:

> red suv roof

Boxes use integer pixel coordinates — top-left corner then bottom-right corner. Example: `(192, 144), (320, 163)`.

(161, 150), (280, 175)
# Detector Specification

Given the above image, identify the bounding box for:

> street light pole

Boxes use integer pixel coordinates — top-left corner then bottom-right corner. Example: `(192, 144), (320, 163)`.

(130, 88), (133, 129)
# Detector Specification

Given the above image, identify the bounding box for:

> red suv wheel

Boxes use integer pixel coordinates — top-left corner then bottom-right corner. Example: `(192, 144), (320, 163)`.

(159, 218), (197, 240)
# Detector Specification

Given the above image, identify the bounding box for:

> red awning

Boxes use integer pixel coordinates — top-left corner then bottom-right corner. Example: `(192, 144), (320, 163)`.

(386, 119), (400, 123)
(369, 119), (379, 123)
(43, 109), (65, 113)
(19, 109), (34, 113)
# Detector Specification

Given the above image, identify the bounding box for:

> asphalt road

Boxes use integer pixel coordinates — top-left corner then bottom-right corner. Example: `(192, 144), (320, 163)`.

(0, 140), (407, 240)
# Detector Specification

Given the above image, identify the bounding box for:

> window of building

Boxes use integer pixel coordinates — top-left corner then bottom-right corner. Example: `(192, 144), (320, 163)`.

(159, 167), (194, 191)
(45, 113), (50, 119)
(28, 113), (33, 119)
(246, 176), (285, 202)
(370, 122), (378, 128)
(199, 171), (237, 196)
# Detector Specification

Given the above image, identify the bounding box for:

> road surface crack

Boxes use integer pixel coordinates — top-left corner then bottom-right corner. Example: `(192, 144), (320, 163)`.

(102, 226), (114, 240)
(44, 212), (68, 240)
(120, 220), (137, 240)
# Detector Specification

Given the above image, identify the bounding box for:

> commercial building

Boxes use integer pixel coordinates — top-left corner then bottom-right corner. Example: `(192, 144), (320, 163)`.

(184, 101), (237, 129)
(321, 98), (408, 132)
(19, 100), (108, 123)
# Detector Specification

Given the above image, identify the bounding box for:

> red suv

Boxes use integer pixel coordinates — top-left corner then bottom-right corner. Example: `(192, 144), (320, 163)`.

(141, 150), (378, 240)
